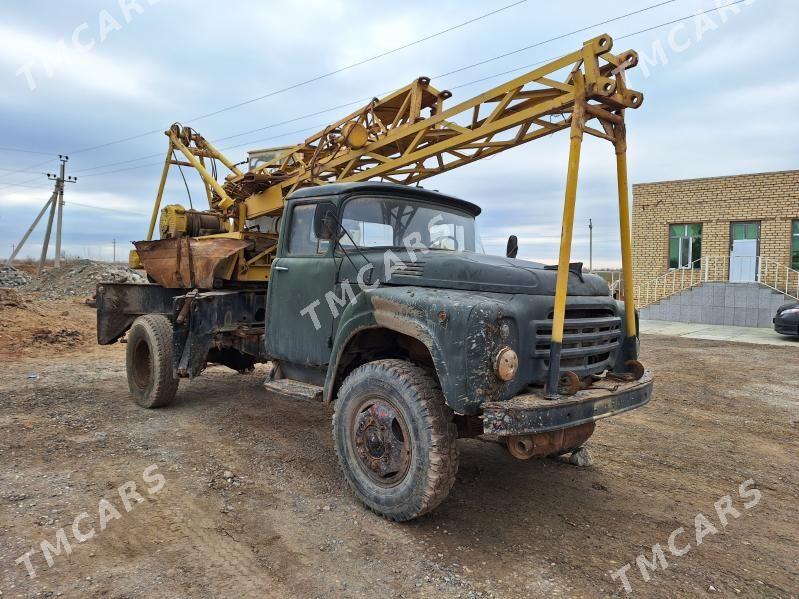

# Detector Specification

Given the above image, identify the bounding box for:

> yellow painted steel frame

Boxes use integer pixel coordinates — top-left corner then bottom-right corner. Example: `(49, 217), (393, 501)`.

(141, 125), (274, 280)
(543, 39), (641, 397)
(140, 35), (642, 348)
(226, 34), (642, 223)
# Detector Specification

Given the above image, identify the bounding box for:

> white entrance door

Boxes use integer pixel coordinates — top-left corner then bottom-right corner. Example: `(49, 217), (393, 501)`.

(730, 239), (758, 282)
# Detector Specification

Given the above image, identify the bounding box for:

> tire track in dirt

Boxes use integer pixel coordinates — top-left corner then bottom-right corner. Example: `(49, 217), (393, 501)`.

(93, 482), (286, 597)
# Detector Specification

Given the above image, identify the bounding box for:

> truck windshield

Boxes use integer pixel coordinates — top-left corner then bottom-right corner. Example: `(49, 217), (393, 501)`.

(340, 196), (482, 252)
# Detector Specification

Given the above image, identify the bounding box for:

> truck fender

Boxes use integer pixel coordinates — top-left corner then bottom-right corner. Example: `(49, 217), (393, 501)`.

(322, 293), (451, 405)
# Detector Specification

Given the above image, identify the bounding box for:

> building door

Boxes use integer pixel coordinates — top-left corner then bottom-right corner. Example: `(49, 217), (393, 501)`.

(729, 221), (760, 282)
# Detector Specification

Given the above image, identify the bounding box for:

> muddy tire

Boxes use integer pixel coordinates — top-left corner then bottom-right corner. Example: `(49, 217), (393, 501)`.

(333, 359), (458, 521)
(126, 315), (179, 409)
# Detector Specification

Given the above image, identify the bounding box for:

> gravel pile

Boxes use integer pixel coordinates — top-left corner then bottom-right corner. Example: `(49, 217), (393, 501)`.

(31, 327), (83, 346)
(25, 259), (147, 299)
(0, 288), (28, 307)
(0, 265), (32, 288)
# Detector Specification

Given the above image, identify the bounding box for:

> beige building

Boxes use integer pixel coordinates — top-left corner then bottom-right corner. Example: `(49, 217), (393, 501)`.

(631, 169), (799, 285)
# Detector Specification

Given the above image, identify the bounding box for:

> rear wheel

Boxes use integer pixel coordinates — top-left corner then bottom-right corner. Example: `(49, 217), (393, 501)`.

(126, 315), (179, 408)
(333, 359), (458, 521)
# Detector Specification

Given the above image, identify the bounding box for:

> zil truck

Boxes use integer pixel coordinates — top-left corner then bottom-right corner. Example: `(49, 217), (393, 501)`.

(96, 35), (653, 520)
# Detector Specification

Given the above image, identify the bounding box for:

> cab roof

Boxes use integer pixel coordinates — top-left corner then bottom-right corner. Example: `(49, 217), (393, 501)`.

(288, 182), (481, 216)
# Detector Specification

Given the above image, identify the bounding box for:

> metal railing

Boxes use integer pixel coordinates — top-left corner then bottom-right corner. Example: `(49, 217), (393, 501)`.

(757, 256), (799, 299)
(593, 270), (622, 290)
(610, 255), (799, 309)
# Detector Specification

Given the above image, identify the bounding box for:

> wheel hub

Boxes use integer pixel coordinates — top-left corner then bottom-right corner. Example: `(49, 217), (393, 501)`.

(353, 400), (410, 485)
(364, 426), (385, 458)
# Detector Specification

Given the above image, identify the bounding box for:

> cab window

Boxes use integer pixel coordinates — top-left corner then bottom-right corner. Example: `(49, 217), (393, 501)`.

(287, 204), (330, 255)
(339, 195), (479, 252)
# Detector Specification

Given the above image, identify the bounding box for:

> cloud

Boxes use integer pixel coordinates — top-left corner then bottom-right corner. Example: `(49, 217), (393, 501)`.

(0, 23), (170, 105)
(0, 0), (796, 266)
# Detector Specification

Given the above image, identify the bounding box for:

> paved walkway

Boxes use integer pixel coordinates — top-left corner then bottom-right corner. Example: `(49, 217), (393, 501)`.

(640, 319), (799, 347)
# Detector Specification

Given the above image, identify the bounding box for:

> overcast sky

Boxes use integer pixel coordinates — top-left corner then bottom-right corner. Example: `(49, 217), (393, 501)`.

(0, 0), (796, 267)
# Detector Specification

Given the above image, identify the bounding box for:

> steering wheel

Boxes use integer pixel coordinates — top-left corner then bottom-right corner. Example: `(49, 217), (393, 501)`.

(430, 235), (459, 251)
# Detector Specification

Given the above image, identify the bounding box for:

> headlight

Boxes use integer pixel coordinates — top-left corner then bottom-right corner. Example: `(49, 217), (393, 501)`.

(494, 347), (518, 381)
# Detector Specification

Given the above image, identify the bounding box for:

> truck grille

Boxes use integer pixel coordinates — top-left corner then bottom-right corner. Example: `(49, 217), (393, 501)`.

(533, 308), (621, 372)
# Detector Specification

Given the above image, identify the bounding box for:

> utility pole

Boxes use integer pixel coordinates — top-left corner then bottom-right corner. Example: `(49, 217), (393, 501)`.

(112, 239), (116, 263)
(47, 155), (76, 269)
(37, 184), (58, 275)
(8, 155), (77, 271)
(588, 218), (593, 272)
(7, 189), (58, 267)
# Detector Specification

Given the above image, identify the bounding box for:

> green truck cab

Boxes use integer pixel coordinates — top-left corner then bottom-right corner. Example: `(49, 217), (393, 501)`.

(97, 182), (652, 521)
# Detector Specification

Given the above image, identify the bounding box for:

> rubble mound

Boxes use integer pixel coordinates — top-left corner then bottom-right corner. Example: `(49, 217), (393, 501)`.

(31, 327), (83, 346)
(0, 287), (28, 307)
(0, 265), (32, 288)
(25, 259), (147, 299)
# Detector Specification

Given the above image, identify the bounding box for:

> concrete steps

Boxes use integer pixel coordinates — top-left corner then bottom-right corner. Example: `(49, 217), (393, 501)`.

(639, 282), (793, 328)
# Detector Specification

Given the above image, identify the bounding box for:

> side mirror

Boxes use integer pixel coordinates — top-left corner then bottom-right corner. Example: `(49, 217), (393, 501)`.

(313, 202), (338, 240)
(506, 235), (518, 259)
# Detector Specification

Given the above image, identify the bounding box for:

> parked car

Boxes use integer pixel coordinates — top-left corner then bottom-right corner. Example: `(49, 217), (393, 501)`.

(774, 302), (799, 336)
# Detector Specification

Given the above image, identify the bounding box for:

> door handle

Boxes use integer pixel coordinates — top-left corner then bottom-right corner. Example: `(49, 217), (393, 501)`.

(272, 265), (289, 272)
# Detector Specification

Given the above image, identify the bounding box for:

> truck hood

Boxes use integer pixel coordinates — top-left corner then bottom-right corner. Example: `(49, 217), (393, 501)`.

(380, 251), (610, 296)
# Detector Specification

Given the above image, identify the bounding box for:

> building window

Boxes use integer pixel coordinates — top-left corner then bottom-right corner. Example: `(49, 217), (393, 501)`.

(668, 223), (702, 269)
(792, 220), (799, 270)
(731, 221), (760, 244)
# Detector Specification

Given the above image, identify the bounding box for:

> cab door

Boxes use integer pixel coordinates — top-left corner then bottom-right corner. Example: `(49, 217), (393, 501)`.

(264, 200), (339, 367)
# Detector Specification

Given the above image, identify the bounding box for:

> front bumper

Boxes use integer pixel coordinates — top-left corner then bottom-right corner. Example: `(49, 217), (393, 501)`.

(774, 315), (799, 336)
(482, 370), (653, 436)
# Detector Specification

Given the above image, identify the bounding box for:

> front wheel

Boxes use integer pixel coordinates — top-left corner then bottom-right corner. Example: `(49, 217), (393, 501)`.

(333, 359), (458, 521)
(126, 315), (179, 408)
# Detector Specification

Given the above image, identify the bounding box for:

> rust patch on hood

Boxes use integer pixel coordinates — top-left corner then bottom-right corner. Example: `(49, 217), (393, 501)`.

(135, 238), (248, 289)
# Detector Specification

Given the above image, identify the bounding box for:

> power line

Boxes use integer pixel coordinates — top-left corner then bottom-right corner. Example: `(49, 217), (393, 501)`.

(68, 1), (529, 156)
(0, 176), (52, 191)
(78, 123), (329, 178)
(70, 0), (683, 177)
(0, 166), (51, 174)
(0, 146), (55, 156)
(49, 0), (747, 183)
(617, 0), (748, 39)
(0, 181), (47, 190)
(431, 0), (678, 79)
(0, 157), (58, 183)
(66, 201), (147, 217)
(71, 101), (369, 174)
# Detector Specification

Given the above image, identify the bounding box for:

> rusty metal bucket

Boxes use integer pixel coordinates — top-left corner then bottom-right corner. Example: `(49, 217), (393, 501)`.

(134, 237), (248, 289)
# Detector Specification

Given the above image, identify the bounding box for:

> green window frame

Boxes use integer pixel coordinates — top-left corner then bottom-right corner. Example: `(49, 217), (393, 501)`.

(792, 220), (799, 270)
(668, 223), (702, 269)
(731, 221), (760, 244)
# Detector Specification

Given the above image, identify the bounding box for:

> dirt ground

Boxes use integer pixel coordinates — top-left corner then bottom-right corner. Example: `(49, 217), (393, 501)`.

(0, 293), (797, 598)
